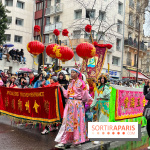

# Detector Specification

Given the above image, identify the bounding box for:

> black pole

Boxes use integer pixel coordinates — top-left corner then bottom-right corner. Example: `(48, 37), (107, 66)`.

(38, 0), (45, 74)
(136, 23), (140, 83)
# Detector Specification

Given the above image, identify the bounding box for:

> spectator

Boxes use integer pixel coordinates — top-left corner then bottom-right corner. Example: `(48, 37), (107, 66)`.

(12, 48), (17, 62)
(3, 46), (10, 62)
(27, 72), (35, 88)
(0, 74), (4, 86)
(45, 74), (50, 85)
(17, 77), (28, 88)
(1, 72), (8, 85)
(58, 72), (69, 108)
(9, 48), (14, 60)
(19, 49), (26, 64)
(0, 45), (3, 60)
(33, 73), (45, 88)
(9, 76), (17, 88)
(16, 49), (20, 62)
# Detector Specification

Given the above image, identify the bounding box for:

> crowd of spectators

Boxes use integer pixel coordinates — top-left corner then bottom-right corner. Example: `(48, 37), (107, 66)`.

(0, 45), (26, 64)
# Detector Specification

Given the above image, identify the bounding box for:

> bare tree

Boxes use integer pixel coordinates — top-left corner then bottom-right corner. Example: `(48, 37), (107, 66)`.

(67, 0), (121, 45)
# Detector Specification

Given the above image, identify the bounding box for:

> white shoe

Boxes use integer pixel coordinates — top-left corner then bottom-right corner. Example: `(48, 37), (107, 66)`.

(148, 146), (150, 149)
(93, 141), (100, 145)
(41, 129), (49, 135)
(55, 143), (65, 149)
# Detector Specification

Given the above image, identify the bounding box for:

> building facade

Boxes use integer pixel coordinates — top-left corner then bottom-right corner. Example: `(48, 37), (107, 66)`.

(122, 0), (148, 80)
(35, 0), (125, 79)
(1, 0), (34, 73)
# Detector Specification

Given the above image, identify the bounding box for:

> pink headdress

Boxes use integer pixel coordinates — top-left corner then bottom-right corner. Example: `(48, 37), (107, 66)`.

(71, 68), (85, 89)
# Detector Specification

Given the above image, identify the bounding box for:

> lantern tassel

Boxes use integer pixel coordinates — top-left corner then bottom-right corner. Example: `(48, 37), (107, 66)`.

(33, 55), (38, 66)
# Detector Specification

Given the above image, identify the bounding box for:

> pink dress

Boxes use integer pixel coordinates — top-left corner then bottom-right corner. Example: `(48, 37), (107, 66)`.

(55, 78), (89, 145)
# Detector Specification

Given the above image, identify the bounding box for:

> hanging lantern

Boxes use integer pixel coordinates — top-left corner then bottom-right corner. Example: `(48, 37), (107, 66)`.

(56, 46), (74, 62)
(46, 44), (60, 58)
(76, 42), (96, 59)
(27, 41), (44, 55)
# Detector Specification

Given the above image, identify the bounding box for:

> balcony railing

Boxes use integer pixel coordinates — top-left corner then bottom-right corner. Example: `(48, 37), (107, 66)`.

(124, 38), (147, 51)
(45, 22), (62, 33)
(45, 3), (63, 16)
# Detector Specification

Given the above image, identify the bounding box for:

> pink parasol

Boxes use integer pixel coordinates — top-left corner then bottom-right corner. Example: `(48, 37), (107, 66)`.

(19, 67), (31, 72)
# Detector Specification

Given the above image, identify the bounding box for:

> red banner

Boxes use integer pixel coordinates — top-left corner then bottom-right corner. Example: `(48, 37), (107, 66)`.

(0, 87), (64, 123)
(81, 46), (107, 79)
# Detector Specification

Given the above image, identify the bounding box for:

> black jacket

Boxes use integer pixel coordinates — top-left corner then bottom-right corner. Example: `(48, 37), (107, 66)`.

(19, 51), (24, 56)
(144, 85), (150, 100)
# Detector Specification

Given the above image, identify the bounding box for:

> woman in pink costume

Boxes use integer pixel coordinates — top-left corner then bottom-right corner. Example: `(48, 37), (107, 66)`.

(55, 68), (90, 149)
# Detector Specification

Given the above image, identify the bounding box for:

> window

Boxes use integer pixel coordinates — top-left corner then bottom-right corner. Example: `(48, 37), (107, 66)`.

(112, 56), (120, 66)
(16, 18), (24, 26)
(84, 30), (94, 39)
(34, 36), (40, 41)
(86, 10), (95, 19)
(118, 2), (123, 15)
(129, 13), (134, 26)
(55, 0), (60, 4)
(45, 35), (49, 44)
(5, 34), (11, 42)
(117, 20), (122, 33)
(17, 1), (24, 9)
(14, 35), (22, 43)
(134, 54), (137, 67)
(99, 11), (106, 21)
(74, 10), (82, 19)
(129, 0), (134, 8)
(5, 0), (13, 6)
(54, 16), (60, 23)
(36, 2), (43, 11)
(126, 52), (131, 66)
(46, 17), (50, 25)
(7, 16), (12, 24)
(128, 32), (132, 38)
(73, 30), (81, 39)
(35, 19), (42, 26)
(47, 0), (51, 8)
(116, 39), (121, 51)
(97, 32), (105, 41)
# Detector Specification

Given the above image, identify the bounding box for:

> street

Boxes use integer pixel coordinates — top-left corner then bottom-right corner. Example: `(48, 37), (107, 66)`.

(0, 115), (150, 150)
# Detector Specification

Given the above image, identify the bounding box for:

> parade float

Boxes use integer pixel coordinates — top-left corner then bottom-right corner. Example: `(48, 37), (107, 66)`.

(0, 24), (147, 127)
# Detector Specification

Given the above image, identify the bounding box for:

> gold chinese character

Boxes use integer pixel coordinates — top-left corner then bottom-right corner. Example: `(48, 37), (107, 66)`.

(5, 98), (9, 107)
(33, 100), (39, 113)
(136, 98), (140, 107)
(25, 100), (30, 113)
(11, 99), (15, 110)
(130, 98), (135, 108)
(18, 99), (22, 111)
(44, 100), (49, 114)
(124, 97), (129, 108)
(143, 97), (146, 107)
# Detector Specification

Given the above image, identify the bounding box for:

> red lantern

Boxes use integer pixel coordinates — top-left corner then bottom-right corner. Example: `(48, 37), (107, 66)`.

(27, 41), (44, 55)
(56, 46), (74, 62)
(46, 44), (60, 58)
(76, 42), (96, 59)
